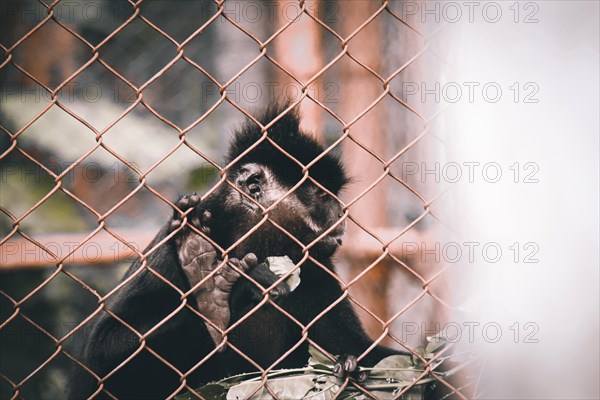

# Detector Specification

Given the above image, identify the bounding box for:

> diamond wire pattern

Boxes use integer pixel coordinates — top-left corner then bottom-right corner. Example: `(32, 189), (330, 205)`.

(0, 1), (465, 398)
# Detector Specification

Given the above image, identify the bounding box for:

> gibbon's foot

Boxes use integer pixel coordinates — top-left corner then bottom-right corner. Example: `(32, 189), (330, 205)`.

(187, 253), (258, 348)
(168, 194), (259, 348)
(181, 251), (260, 347)
(333, 354), (368, 382)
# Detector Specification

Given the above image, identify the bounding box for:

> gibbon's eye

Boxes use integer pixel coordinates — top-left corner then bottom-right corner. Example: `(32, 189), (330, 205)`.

(247, 173), (261, 196)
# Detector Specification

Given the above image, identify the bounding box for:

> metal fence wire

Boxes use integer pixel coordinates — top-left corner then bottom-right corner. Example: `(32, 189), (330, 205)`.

(0, 0), (469, 399)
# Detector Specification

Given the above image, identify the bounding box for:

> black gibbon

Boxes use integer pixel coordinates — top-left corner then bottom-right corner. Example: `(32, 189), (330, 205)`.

(68, 104), (405, 399)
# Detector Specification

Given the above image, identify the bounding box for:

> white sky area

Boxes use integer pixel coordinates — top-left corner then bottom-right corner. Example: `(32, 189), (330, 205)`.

(446, 1), (599, 398)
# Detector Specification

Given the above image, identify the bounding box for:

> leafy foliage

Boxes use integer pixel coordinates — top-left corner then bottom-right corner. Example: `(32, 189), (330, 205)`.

(176, 336), (455, 400)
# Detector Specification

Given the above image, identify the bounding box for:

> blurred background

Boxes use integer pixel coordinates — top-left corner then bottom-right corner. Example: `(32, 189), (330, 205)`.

(0, 0), (598, 399)
(452, 2), (599, 399)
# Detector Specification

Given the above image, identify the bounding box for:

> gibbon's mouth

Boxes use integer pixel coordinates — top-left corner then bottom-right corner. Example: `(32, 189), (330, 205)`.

(240, 194), (260, 212)
(322, 225), (346, 247)
(320, 234), (343, 247)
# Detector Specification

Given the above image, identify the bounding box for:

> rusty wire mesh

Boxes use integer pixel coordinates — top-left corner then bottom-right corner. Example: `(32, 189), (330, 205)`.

(0, 0), (467, 399)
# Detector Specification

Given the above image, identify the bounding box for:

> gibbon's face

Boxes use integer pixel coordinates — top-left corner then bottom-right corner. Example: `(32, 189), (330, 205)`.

(223, 162), (346, 259)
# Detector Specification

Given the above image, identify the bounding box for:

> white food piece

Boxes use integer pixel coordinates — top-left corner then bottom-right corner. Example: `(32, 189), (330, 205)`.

(265, 256), (301, 292)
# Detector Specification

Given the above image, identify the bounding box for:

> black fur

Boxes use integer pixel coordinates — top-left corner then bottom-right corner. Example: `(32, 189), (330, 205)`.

(226, 104), (348, 194)
(68, 104), (403, 399)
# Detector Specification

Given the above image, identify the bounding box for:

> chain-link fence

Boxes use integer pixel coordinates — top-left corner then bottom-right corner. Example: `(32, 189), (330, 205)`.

(0, 1), (471, 399)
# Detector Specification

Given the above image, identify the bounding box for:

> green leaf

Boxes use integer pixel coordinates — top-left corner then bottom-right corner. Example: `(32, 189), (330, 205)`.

(175, 372), (263, 400)
(425, 335), (449, 355)
(307, 344), (334, 368)
(177, 383), (228, 400)
(305, 373), (341, 399)
(411, 346), (427, 367)
(226, 375), (317, 400)
(373, 354), (416, 370)
(366, 354), (421, 384)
